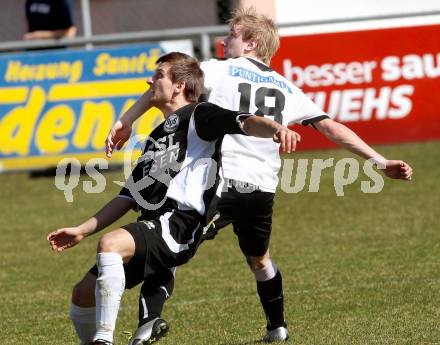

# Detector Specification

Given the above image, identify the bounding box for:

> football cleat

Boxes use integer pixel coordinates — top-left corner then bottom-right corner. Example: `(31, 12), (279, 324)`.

(263, 326), (289, 342)
(89, 340), (113, 345)
(128, 318), (169, 345)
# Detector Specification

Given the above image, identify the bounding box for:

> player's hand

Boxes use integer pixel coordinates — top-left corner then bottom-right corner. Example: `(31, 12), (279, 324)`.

(105, 120), (132, 158)
(46, 227), (85, 252)
(273, 128), (301, 153)
(382, 160), (413, 180)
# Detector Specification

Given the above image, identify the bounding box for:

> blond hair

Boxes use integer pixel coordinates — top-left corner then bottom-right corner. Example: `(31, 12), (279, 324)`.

(229, 7), (280, 64)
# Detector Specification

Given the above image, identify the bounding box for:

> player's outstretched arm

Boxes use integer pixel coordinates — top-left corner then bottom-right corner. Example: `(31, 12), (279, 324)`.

(242, 116), (301, 153)
(314, 118), (413, 180)
(106, 90), (153, 157)
(46, 197), (135, 252)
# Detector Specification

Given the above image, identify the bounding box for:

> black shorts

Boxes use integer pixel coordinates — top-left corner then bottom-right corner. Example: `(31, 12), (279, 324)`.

(208, 182), (274, 257)
(90, 208), (202, 289)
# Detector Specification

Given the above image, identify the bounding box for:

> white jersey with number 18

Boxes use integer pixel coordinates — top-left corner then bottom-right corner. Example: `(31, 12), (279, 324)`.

(201, 56), (328, 192)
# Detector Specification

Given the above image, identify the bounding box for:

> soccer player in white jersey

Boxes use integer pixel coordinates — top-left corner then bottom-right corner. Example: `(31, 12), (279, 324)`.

(102, 8), (411, 344)
(47, 52), (300, 345)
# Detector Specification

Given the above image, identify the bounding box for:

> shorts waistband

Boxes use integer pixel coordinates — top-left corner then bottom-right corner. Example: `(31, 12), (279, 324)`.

(225, 178), (262, 193)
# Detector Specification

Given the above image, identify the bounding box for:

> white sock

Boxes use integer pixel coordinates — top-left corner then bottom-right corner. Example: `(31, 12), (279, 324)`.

(70, 304), (96, 344)
(254, 260), (277, 282)
(94, 252), (125, 343)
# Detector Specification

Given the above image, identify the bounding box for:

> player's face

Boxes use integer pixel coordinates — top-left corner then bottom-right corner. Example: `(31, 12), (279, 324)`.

(223, 24), (248, 58)
(147, 63), (176, 106)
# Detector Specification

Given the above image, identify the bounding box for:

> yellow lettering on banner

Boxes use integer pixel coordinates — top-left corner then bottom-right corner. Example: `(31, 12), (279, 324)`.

(147, 49), (160, 71)
(0, 87), (45, 155)
(73, 101), (114, 150)
(5, 61), (21, 81)
(48, 79), (147, 100)
(133, 55), (145, 73)
(93, 49), (161, 77)
(70, 61), (83, 83)
(4, 60), (83, 83)
(93, 53), (110, 76)
(46, 64), (58, 80)
(35, 105), (75, 154)
(20, 65), (32, 82)
(35, 65), (45, 81)
(0, 87), (29, 104)
(108, 57), (119, 75)
(59, 62), (70, 80)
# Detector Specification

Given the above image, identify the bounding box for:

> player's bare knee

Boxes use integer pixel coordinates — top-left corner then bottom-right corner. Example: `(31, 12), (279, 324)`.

(247, 254), (271, 272)
(248, 255), (278, 282)
(97, 229), (135, 263)
(97, 232), (119, 253)
(249, 261), (264, 272)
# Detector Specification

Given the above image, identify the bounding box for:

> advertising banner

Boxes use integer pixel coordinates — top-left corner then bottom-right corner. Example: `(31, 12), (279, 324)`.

(0, 40), (193, 172)
(271, 24), (440, 150)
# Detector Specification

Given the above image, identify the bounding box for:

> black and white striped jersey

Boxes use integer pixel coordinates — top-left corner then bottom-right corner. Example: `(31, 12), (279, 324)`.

(201, 57), (329, 192)
(118, 102), (250, 224)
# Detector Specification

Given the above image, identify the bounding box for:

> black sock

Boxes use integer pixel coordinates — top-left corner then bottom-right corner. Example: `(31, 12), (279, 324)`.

(138, 269), (175, 326)
(256, 270), (286, 330)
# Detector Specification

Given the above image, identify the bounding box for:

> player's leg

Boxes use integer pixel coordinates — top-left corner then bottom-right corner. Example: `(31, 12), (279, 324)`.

(232, 189), (288, 342)
(137, 268), (175, 324)
(128, 198), (234, 344)
(128, 268), (175, 345)
(70, 271), (97, 344)
(238, 240), (288, 342)
(127, 209), (203, 344)
(93, 228), (136, 343)
(70, 235), (147, 345)
(246, 252), (288, 342)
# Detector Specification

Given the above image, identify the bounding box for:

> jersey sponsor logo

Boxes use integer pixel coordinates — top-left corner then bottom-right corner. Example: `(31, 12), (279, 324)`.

(229, 66), (292, 93)
(163, 114), (180, 133)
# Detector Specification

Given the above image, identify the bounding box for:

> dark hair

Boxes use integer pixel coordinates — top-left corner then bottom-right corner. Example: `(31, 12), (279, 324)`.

(156, 52), (204, 102)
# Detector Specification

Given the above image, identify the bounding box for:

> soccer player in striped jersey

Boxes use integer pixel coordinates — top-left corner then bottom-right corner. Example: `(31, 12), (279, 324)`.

(47, 52), (300, 345)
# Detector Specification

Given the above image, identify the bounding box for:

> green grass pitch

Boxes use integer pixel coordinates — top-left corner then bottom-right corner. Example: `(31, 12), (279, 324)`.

(0, 141), (438, 345)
